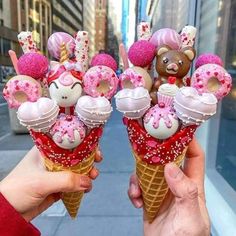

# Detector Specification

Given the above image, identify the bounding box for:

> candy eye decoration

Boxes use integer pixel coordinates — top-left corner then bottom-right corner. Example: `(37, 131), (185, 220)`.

(49, 81), (59, 89)
(163, 57), (169, 64)
(178, 60), (183, 66)
(71, 81), (81, 90)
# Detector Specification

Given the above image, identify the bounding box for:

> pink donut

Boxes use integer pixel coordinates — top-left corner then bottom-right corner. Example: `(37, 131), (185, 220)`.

(3, 75), (42, 109)
(150, 28), (182, 50)
(191, 64), (232, 100)
(83, 65), (119, 99)
(119, 67), (152, 91)
(47, 32), (75, 59)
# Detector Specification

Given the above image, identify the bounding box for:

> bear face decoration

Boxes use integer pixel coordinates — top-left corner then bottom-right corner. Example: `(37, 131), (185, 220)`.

(150, 45), (196, 104)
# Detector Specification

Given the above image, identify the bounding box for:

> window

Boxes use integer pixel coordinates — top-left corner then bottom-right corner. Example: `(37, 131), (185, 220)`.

(22, 23), (26, 30)
(215, 0), (236, 192)
(21, 0), (25, 10)
(29, 18), (33, 31)
(196, 0), (236, 207)
(1, 38), (11, 55)
(0, 0), (3, 10)
(196, 0), (236, 234)
(35, 2), (39, 12)
(29, 0), (33, 9)
(42, 5), (45, 18)
(0, 19), (3, 26)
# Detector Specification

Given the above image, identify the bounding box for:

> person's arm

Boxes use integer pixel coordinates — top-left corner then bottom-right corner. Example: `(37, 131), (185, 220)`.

(128, 138), (210, 236)
(0, 193), (40, 236)
(0, 146), (101, 234)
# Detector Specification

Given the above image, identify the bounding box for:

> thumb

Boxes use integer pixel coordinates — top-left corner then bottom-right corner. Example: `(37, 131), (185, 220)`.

(40, 171), (92, 195)
(164, 163), (199, 209)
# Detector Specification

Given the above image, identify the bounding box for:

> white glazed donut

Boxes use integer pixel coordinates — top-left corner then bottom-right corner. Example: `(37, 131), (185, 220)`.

(191, 64), (232, 100)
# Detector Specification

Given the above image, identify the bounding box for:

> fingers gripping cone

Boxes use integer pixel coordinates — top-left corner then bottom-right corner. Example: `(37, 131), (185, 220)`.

(30, 127), (103, 218)
(125, 118), (197, 223)
(44, 152), (95, 218)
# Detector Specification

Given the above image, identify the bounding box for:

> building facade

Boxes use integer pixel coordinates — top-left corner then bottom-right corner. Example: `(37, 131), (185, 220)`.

(106, 0), (121, 65)
(145, 0), (236, 234)
(52, 0), (83, 35)
(0, 0), (17, 82)
(95, 0), (107, 52)
(121, 0), (137, 48)
(0, 0), (85, 82)
(11, 0), (52, 55)
(83, 0), (96, 59)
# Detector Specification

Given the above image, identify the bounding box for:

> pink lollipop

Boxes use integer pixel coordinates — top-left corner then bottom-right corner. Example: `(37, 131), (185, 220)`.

(191, 64), (232, 100)
(150, 28), (182, 50)
(18, 52), (49, 79)
(195, 53), (223, 69)
(83, 65), (119, 99)
(128, 40), (156, 67)
(47, 32), (75, 59)
(91, 53), (117, 72)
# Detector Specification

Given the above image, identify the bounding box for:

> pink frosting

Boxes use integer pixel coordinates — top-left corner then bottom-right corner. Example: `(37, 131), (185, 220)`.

(58, 72), (74, 86)
(119, 68), (145, 89)
(3, 76), (41, 109)
(91, 53), (118, 71)
(150, 28), (182, 50)
(47, 32), (75, 59)
(83, 65), (119, 99)
(128, 40), (156, 67)
(50, 115), (85, 144)
(144, 103), (178, 129)
(195, 53), (223, 69)
(17, 53), (49, 79)
(191, 64), (232, 100)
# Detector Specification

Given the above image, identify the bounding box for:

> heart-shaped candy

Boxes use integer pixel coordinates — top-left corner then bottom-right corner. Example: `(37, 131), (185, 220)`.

(173, 87), (217, 125)
(115, 87), (151, 119)
(75, 96), (112, 127)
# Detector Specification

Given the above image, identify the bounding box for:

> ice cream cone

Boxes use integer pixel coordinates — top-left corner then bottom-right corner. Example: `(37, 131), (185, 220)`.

(44, 151), (95, 218)
(124, 118), (197, 224)
(133, 149), (186, 223)
(30, 126), (103, 218)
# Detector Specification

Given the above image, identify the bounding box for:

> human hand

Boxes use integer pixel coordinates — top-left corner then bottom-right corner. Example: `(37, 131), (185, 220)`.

(0, 146), (102, 222)
(128, 138), (210, 236)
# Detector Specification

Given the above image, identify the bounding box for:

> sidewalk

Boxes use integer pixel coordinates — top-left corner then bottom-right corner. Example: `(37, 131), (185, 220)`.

(0, 108), (143, 236)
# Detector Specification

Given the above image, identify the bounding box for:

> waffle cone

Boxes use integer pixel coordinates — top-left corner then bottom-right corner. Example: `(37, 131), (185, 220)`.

(44, 151), (95, 218)
(133, 149), (186, 223)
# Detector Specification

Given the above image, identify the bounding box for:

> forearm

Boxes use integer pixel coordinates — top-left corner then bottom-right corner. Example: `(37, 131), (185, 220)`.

(0, 193), (40, 236)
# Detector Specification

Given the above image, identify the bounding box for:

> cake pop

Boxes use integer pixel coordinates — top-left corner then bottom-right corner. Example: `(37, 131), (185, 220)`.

(143, 103), (180, 140)
(50, 115), (86, 150)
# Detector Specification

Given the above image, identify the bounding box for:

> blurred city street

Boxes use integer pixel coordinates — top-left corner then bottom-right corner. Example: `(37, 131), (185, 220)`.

(0, 0), (236, 235)
(0, 100), (143, 236)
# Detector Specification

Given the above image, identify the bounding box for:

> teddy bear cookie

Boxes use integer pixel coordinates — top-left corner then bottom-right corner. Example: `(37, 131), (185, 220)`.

(150, 45), (196, 104)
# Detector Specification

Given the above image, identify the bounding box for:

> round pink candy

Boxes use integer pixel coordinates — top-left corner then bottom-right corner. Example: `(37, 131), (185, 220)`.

(150, 28), (182, 50)
(47, 32), (75, 59)
(191, 64), (232, 100)
(18, 53), (48, 79)
(91, 53), (117, 72)
(195, 53), (223, 69)
(128, 40), (156, 67)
